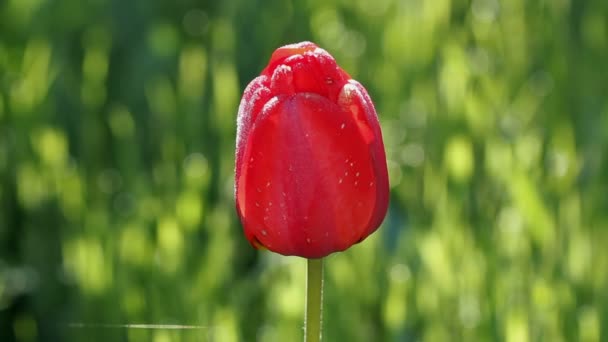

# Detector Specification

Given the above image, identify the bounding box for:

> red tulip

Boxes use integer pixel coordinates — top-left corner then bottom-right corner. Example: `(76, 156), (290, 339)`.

(235, 42), (389, 258)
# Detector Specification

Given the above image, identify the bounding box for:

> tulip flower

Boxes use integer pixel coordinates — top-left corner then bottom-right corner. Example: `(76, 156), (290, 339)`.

(235, 41), (389, 259)
(235, 41), (389, 342)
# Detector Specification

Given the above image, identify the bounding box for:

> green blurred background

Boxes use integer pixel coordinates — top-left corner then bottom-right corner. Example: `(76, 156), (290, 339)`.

(1, 0), (607, 341)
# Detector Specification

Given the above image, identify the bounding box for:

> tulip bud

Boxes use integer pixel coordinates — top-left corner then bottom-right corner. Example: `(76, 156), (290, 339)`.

(235, 42), (389, 258)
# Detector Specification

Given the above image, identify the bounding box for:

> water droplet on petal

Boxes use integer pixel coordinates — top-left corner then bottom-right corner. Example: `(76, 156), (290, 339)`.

(255, 202), (260, 207)
(369, 182), (374, 187)
(338, 178), (343, 184)
(306, 238), (311, 244)
(262, 229), (268, 236)
(266, 181), (271, 187)
(355, 172), (360, 177)
(340, 123), (346, 130)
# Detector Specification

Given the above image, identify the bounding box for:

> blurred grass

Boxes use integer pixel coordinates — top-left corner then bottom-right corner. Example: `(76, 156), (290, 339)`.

(1, 0), (608, 341)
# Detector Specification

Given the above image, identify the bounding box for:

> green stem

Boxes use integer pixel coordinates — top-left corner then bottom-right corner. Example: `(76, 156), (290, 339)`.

(305, 258), (324, 342)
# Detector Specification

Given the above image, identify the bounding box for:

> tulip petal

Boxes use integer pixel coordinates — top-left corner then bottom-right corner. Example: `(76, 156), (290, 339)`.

(262, 41), (318, 76)
(338, 81), (390, 236)
(235, 76), (271, 213)
(237, 93), (378, 258)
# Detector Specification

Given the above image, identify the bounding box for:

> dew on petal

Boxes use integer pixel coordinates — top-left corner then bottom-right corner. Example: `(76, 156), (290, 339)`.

(306, 238), (311, 244)
(262, 229), (268, 236)
(338, 178), (343, 184)
(355, 172), (360, 177)
(340, 123), (346, 129)
(266, 181), (271, 187)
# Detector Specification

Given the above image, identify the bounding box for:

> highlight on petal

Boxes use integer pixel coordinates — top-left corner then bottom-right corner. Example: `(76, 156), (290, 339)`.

(269, 41), (318, 66)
